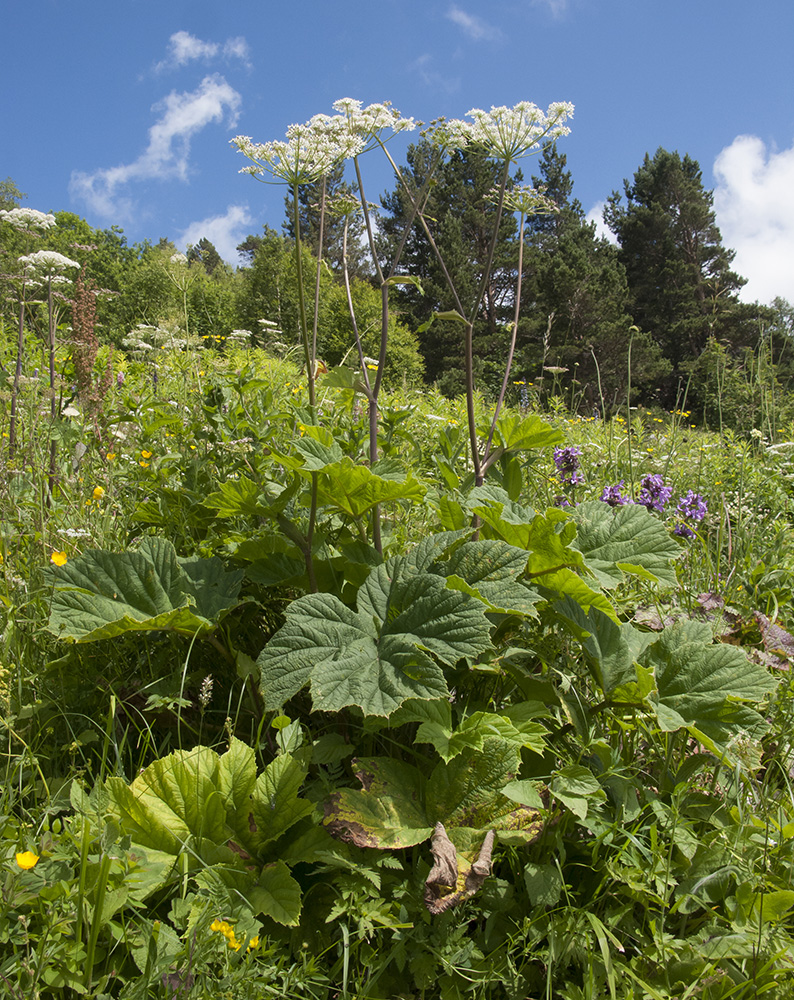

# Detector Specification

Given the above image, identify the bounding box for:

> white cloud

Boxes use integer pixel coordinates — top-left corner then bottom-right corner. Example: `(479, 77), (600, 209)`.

(446, 5), (502, 41)
(222, 37), (251, 64)
(177, 204), (253, 265)
(412, 53), (460, 94)
(586, 200), (617, 244)
(155, 30), (251, 72)
(70, 75), (242, 220)
(713, 135), (794, 305)
(531, 0), (569, 15)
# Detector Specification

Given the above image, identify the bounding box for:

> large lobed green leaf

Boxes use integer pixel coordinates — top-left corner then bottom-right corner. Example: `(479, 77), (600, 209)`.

(572, 500), (681, 588)
(258, 554), (492, 717)
(100, 739), (311, 925)
(47, 537), (243, 642)
(323, 738), (543, 858)
(642, 619), (777, 747)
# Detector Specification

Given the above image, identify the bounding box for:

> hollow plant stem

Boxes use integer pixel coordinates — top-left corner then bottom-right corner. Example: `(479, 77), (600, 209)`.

(482, 207), (527, 476)
(292, 180), (319, 589)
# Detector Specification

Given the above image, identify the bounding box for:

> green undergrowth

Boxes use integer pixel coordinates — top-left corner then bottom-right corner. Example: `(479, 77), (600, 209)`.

(2, 351), (794, 999)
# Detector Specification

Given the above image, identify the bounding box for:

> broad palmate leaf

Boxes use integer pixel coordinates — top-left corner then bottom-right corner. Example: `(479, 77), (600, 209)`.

(642, 620), (777, 747)
(258, 557), (492, 716)
(324, 738), (543, 858)
(47, 537), (243, 642)
(572, 501), (681, 588)
(100, 739), (311, 924)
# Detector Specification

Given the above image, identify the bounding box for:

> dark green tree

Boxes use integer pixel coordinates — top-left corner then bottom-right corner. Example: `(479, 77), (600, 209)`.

(0, 177), (25, 210)
(283, 163), (368, 278)
(604, 148), (752, 389)
(379, 141), (520, 393)
(518, 147), (669, 409)
(187, 237), (223, 275)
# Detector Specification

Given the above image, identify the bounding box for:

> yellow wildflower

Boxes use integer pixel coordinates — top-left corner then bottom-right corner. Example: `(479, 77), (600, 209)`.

(93, 486), (105, 500)
(141, 450), (152, 459)
(51, 551), (68, 567)
(16, 851), (39, 870)
(105, 452), (116, 461)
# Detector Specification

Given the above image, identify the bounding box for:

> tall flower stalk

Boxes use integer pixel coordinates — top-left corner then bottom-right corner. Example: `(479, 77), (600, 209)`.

(233, 101), (417, 556)
(17, 250), (80, 495)
(232, 112), (364, 584)
(380, 101), (573, 485)
(1, 209), (56, 458)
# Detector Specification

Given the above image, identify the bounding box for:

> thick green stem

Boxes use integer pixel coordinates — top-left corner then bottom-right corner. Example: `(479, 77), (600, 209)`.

(482, 207), (527, 478)
(292, 180), (318, 589)
(8, 292), (26, 458)
(292, 181), (316, 416)
(46, 277), (57, 498)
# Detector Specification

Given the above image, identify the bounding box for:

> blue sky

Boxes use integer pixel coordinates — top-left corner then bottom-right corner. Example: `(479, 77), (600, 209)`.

(4, 0), (794, 304)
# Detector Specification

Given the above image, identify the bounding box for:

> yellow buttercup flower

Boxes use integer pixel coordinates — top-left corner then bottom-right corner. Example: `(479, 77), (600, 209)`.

(141, 450), (152, 459)
(51, 551), (68, 567)
(16, 851), (40, 870)
(105, 452), (116, 461)
(93, 486), (105, 500)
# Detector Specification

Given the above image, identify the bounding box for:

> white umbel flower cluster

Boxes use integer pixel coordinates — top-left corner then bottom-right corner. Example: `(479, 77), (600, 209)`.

(232, 99), (416, 184)
(436, 101), (574, 161)
(0, 207), (56, 232)
(18, 250), (81, 275)
(498, 185), (559, 216)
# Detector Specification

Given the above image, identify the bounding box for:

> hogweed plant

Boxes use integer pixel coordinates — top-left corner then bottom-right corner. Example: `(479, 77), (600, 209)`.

(17, 249), (80, 495)
(1, 208), (57, 457)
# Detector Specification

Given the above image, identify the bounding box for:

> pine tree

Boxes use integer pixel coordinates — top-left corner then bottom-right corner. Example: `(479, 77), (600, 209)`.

(187, 237), (223, 275)
(604, 148), (751, 385)
(518, 147), (669, 408)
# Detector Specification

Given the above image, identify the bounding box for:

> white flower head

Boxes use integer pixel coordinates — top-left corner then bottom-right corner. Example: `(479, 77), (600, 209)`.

(233, 99), (415, 184)
(498, 185), (559, 215)
(331, 98), (416, 152)
(455, 101), (574, 161)
(18, 250), (81, 276)
(0, 208), (56, 232)
(169, 252), (188, 265)
(232, 118), (362, 185)
(427, 116), (475, 152)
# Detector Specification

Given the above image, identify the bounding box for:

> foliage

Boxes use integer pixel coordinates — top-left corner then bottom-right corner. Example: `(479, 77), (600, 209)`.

(3, 102), (794, 1000)
(604, 148), (760, 400)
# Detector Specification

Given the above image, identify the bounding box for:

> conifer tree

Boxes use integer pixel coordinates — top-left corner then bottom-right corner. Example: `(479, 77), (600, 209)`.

(518, 147), (669, 408)
(604, 148), (752, 385)
(380, 141), (519, 393)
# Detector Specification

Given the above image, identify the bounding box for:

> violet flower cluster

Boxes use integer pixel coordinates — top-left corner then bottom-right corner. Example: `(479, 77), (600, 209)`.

(637, 474), (674, 513)
(553, 446), (584, 486)
(673, 490), (708, 538)
(599, 480), (631, 507)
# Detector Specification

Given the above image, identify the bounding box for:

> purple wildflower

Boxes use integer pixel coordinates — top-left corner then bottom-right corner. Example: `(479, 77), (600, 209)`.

(553, 446), (584, 486)
(637, 474), (673, 513)
(673, 523), (695, 539)
(600, 481), (631, 507)
(554, 495), (573, 508)
(677, 490), (707, 522)
(117, 371), (125, 386)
